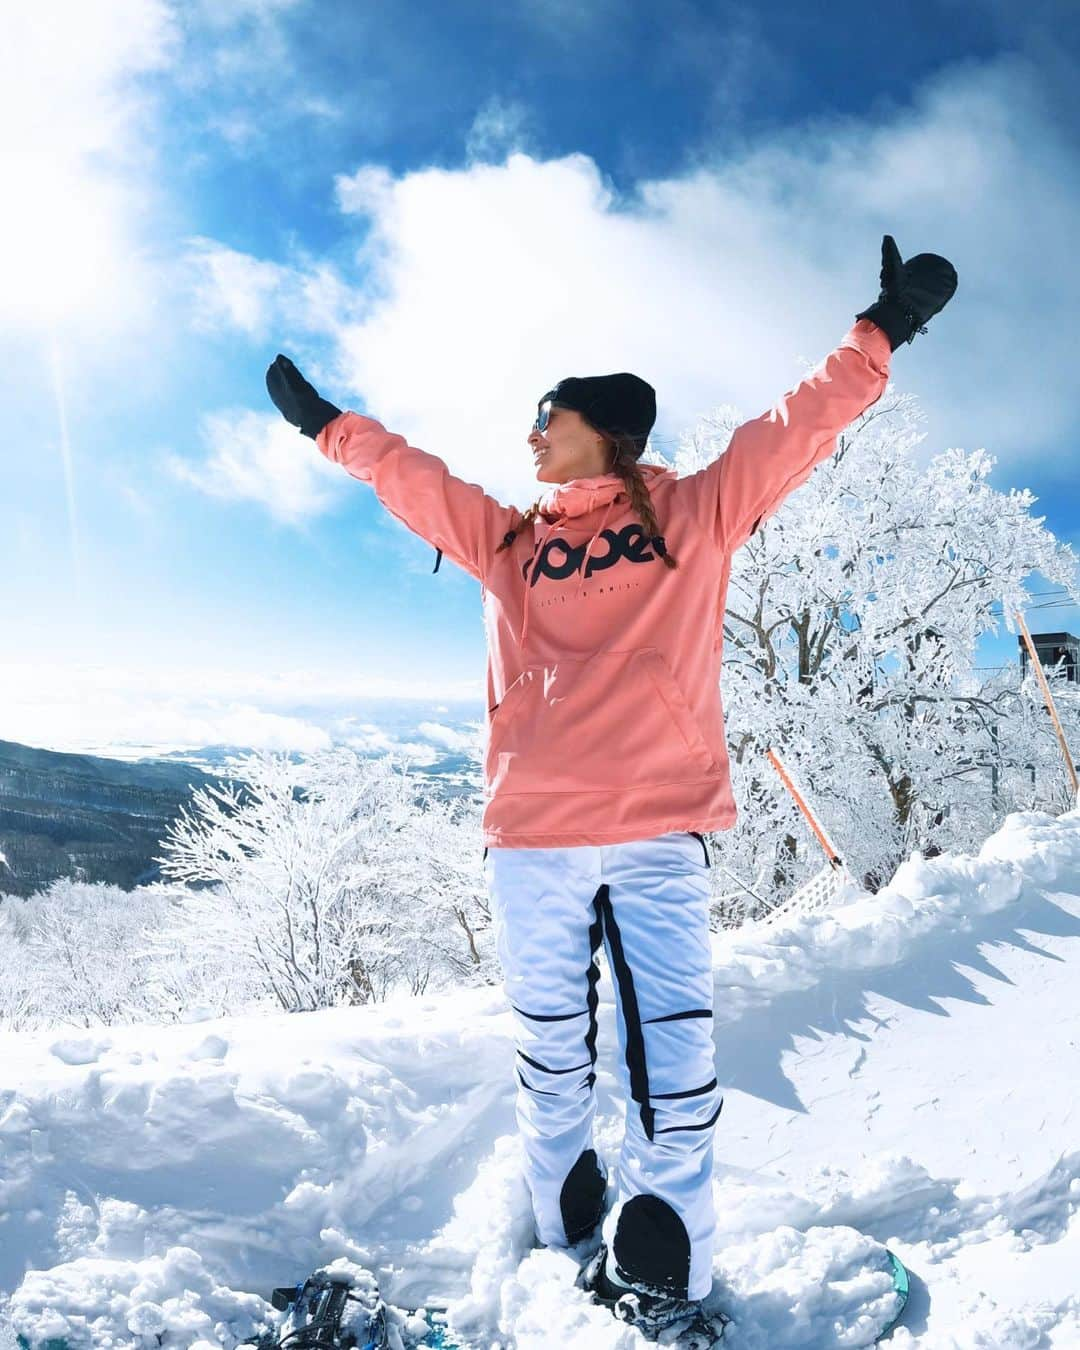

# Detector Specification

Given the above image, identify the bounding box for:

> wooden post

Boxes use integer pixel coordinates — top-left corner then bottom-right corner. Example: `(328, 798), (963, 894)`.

(1015, 611), (1079, 797)
(765, 748), (843, 867)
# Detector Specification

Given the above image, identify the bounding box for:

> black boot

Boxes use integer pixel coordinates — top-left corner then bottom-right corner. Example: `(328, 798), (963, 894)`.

(578, 1195), (729, 1343)
(577, 1242), (724, 1343)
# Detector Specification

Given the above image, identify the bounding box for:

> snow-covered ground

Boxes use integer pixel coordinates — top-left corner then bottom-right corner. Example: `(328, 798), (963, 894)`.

(2, 802), (1080, 1348)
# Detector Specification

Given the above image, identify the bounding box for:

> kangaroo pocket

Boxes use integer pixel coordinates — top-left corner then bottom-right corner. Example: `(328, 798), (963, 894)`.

(485, 648), (717, 797)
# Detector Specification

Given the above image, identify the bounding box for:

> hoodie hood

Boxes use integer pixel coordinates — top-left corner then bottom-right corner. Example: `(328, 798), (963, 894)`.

(520, 461), (677, 646)
(536, 461), (675, 522)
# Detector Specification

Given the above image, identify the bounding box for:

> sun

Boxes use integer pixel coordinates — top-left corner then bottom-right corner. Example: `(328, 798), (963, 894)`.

(0, 151), (127, 326)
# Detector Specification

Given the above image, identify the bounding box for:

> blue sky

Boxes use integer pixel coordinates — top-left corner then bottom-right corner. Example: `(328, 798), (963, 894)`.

(2, 0), (1078, 756)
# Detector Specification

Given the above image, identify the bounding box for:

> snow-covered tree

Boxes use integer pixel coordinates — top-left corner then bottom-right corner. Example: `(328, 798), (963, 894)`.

(154, 748), (495, 1011)
(656, 381), (1080, 916)
(0, 879), (174, 1029)
(0, 753), (495, 1029)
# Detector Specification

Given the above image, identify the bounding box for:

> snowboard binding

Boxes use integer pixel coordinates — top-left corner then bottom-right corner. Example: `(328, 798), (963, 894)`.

(245, 1268), (390, 1350)
(245, 1264), (462, 1350)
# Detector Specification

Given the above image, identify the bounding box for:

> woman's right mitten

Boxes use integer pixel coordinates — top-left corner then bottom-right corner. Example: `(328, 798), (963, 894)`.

(266, 354), (343, 439)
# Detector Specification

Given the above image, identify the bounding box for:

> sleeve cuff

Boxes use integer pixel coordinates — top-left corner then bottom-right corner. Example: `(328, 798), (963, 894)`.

(842, 318), (894, 371)
(316, 409), (372, 467)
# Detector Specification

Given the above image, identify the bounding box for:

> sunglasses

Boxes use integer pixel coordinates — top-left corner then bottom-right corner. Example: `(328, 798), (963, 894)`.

(533, 399), (554, 434)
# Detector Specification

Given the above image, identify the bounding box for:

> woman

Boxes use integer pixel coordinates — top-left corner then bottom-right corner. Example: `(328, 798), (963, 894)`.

(267, 235), (957, 1338)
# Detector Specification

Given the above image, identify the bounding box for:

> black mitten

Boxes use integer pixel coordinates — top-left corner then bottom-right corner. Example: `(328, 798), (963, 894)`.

(266, 354), (343, 439)
(856, 235), (958, 351)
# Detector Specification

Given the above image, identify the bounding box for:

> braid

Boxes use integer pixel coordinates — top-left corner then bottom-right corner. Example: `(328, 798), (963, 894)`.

(495, 499), (542, 553)
(608, 434), (679, 569)
(493, 434), (678, 570)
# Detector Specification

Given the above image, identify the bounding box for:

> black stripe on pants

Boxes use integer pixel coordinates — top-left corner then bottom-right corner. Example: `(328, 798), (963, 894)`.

(583, 891), (604, 1090)
(595, 883), (656, 1141)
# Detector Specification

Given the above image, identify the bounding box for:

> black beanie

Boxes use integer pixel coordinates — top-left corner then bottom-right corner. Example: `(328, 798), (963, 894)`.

(538, 372), (657, 458)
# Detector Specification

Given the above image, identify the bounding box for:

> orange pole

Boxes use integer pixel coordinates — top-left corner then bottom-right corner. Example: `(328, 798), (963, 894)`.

(1015, 611), (1079, 797)
(766, 747), (843, 866)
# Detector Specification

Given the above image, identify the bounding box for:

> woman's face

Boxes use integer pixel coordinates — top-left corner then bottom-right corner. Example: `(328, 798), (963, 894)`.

(528, 403), (612, 484)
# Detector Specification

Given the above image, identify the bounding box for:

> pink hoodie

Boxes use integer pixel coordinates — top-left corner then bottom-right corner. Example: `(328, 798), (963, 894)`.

(316, 319), (892, 849)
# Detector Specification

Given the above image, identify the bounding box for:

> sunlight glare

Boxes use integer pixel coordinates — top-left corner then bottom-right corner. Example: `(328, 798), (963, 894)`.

(0, 152), (126, 326)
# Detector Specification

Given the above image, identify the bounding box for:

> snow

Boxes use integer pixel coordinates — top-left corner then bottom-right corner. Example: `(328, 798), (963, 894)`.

(2, 802), (1080, 1347)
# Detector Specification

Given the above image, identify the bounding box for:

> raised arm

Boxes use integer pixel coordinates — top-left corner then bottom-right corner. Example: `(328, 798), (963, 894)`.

(266, 354), (517, 583)
(316, 410), (519, 583)
(688, 234), (957, 553)
(698, 318), (892, 553)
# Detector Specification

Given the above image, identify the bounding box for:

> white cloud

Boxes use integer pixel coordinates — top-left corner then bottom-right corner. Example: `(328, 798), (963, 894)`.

(0, 662), (483, 759)
(196, 51), (1078, 511)
(184, 237), (363, 342)
(334, 164), (397, 218)
(416, 721), (479, 752)
(0, 680), (330, 757)
(339, 725), (439, 765)
(0, 4), (342, 346)
(166, 408), (346, 523)
(0, 0), (179, 337)
(0, 0), (178, 161)
(184, 240), (293, 338)
(465, 96), (537, 163)
(172, 0), (345, 158)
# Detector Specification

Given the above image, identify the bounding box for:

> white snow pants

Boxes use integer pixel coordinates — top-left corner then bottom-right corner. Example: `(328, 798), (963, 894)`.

(485, 830), (721, 1302)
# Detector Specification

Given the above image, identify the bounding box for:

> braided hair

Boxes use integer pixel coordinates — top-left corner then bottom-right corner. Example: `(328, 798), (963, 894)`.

(494, 430), (679, 569)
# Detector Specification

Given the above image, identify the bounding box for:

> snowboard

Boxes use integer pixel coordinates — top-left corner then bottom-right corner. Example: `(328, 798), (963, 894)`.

(403, 1305), (465, 1348)
(13, 1249), (908, 1350)
(877, 1249), (911, 1342)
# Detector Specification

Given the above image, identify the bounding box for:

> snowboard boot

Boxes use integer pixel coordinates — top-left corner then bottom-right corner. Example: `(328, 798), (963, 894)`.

(577, 1242), (723, 1343)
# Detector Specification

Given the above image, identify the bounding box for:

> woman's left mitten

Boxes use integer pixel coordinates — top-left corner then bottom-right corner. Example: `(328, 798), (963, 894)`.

(856, 234), (958, 350)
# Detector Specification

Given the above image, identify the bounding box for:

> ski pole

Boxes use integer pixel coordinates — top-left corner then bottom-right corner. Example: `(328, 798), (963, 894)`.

(1015, 611), (1079, 798)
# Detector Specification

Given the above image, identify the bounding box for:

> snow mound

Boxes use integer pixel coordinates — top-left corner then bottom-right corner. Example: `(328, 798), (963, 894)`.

(1, 804), (1079, 1347)
(7, 1246), (267, 1350)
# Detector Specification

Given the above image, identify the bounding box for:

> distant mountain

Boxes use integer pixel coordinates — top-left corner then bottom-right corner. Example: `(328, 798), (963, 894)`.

(0, 739), (226, 899)
(0, 733), (483, 900)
